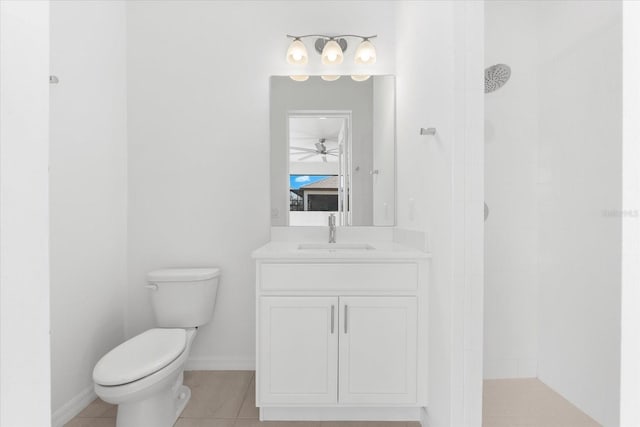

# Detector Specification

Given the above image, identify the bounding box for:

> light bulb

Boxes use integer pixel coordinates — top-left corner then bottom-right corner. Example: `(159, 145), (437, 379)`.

(321, 39), (344, 65)
(286, 39), (308, 65)
(321, 75), (341, 82)
(351, 75), (371, 82)
(289, 75), (309, 82)
(354, 39), (376, 65)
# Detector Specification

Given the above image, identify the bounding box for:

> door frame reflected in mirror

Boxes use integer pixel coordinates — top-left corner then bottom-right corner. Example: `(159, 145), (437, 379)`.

(287, 110), (352, 226)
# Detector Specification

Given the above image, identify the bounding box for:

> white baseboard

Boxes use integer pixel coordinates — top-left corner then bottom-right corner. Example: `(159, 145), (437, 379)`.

(261, 406), (421, 421)
(184, 356), (255, 371)
(51, 384), (96, 427)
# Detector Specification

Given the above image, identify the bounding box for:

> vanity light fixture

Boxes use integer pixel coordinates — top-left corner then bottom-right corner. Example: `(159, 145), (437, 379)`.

(321, 39), (344, 65)
(321, 75), (341, 82)
(354, 39), (377, 64)
(351, 75), (371, 82)
(286, 38), (308, 65)
(285, 34), (377, 66)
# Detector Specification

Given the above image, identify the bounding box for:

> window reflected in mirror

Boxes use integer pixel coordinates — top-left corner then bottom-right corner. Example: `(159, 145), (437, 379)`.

(288, 114), (348, 226)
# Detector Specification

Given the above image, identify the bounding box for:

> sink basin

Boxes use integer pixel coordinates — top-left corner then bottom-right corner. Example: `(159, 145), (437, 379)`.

(297, 243), (375, 251)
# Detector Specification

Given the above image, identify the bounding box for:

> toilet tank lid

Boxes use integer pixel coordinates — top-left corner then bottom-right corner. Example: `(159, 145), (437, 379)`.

(147, 268), (220, 282)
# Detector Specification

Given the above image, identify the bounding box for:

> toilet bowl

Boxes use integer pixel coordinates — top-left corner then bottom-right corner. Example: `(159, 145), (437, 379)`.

(93, 268), (220, 427)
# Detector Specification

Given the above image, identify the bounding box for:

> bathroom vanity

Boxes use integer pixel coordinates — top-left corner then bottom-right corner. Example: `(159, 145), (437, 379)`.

(259, 74), (429, 421)
(252, 236), (430, 422)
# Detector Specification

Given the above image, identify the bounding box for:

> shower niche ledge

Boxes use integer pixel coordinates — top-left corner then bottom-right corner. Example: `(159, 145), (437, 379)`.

(252, 243), (430, 422)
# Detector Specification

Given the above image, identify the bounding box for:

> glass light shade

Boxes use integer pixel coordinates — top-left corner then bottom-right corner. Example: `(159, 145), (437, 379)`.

(289, 75), (309, 82)
(321, 40), (344, 65)
(286, 39), (308, 65)
(351, 75), (371, 82)
(321, 75), (341, 82)
(354, 39), (377, 65)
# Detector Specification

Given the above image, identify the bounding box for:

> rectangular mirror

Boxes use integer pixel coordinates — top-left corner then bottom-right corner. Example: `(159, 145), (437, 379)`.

(270, 75), (396, 227)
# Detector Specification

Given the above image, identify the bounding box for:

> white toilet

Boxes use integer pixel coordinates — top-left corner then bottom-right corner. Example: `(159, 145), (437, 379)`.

(93, 267), (220, 427)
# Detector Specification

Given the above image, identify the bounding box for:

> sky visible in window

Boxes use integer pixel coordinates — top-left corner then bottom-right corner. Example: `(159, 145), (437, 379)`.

(289, 175), (330, 190)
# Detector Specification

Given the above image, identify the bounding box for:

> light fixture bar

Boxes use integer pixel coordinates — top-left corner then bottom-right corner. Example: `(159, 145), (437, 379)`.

(286, 34), (377, 40)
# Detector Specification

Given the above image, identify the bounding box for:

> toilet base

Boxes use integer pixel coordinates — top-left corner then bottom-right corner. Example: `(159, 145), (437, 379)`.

(115, 373), (191, 427)
(174, 385), (191, 420)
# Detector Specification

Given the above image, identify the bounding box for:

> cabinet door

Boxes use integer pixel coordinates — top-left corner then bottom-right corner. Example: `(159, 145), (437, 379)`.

(339, 296), (417, 404)
(259, 296), (338, 404)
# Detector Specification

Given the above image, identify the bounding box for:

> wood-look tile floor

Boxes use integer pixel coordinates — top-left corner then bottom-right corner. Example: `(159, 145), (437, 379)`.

(65, 371), (417, 427)
(65, 372), (601, 427)
(483, 378), (601, 427)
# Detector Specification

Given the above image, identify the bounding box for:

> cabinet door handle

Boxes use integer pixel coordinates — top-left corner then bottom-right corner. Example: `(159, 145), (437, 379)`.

(331, 305), (335, 334)
(344, 305), (348, 333)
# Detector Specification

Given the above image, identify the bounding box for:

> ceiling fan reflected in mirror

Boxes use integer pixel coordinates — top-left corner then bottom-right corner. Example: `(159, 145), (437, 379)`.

(290, 138), (339, 163)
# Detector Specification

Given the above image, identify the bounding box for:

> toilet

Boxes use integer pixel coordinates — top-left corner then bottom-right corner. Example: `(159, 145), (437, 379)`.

(93, 267), (220, 427)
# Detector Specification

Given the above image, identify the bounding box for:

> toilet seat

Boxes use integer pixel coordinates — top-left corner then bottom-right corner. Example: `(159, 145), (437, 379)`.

(93, 328), (187, 386)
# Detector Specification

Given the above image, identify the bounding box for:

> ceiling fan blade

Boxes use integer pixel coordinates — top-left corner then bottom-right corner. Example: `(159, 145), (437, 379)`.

(322, 155), (328, 163)
(290, 147), (318, 153)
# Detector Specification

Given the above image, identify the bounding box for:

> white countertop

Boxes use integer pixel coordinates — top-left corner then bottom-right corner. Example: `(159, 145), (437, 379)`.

(252, 241), (431, 260)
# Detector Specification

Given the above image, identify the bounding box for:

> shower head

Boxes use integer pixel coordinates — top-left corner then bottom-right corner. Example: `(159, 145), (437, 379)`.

(485, 64), (511, 93)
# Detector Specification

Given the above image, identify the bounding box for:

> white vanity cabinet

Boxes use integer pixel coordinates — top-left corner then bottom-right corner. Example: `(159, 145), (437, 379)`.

(338, 296), (417, 405)
(259, 295), (417, 406)
(259, 296), (339, 404)
(253, 245), (429, 422)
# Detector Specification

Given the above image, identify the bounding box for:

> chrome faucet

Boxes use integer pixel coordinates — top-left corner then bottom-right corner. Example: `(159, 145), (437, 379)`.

(328, 213), (336, 243)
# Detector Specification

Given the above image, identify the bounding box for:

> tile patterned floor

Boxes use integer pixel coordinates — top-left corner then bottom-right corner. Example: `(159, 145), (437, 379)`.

(65, 371), (416, 427)
(483, 378), (601, 427)
(65, 372), (600, 427)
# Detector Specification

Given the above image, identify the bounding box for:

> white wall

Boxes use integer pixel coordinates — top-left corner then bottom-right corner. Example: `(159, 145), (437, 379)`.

(0, 1), (52, 426)
(126, 0), (396, 370)
(483, 0), (540, 379)
(396, 1), (484, 426)
(396, 3), (457, 425)
(620, 2), (640, 425)
(536, 2), (622, 426)
(49, 1), (128, 424)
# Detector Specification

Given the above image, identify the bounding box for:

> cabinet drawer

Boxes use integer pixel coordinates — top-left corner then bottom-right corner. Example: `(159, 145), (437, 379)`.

(259, 263), (418, 291)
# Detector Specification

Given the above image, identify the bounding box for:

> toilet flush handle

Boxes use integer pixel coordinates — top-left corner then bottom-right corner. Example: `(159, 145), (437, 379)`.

(145, 283), (159, 291)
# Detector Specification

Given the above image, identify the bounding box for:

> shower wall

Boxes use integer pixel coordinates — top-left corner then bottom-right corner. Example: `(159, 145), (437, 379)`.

(485, 2), (622, 426)
(484, 1), (540, 379)
(536, 2), (621, 426)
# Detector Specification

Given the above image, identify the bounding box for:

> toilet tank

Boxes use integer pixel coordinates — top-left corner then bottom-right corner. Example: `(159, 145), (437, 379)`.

(146, 268), (220, 328)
